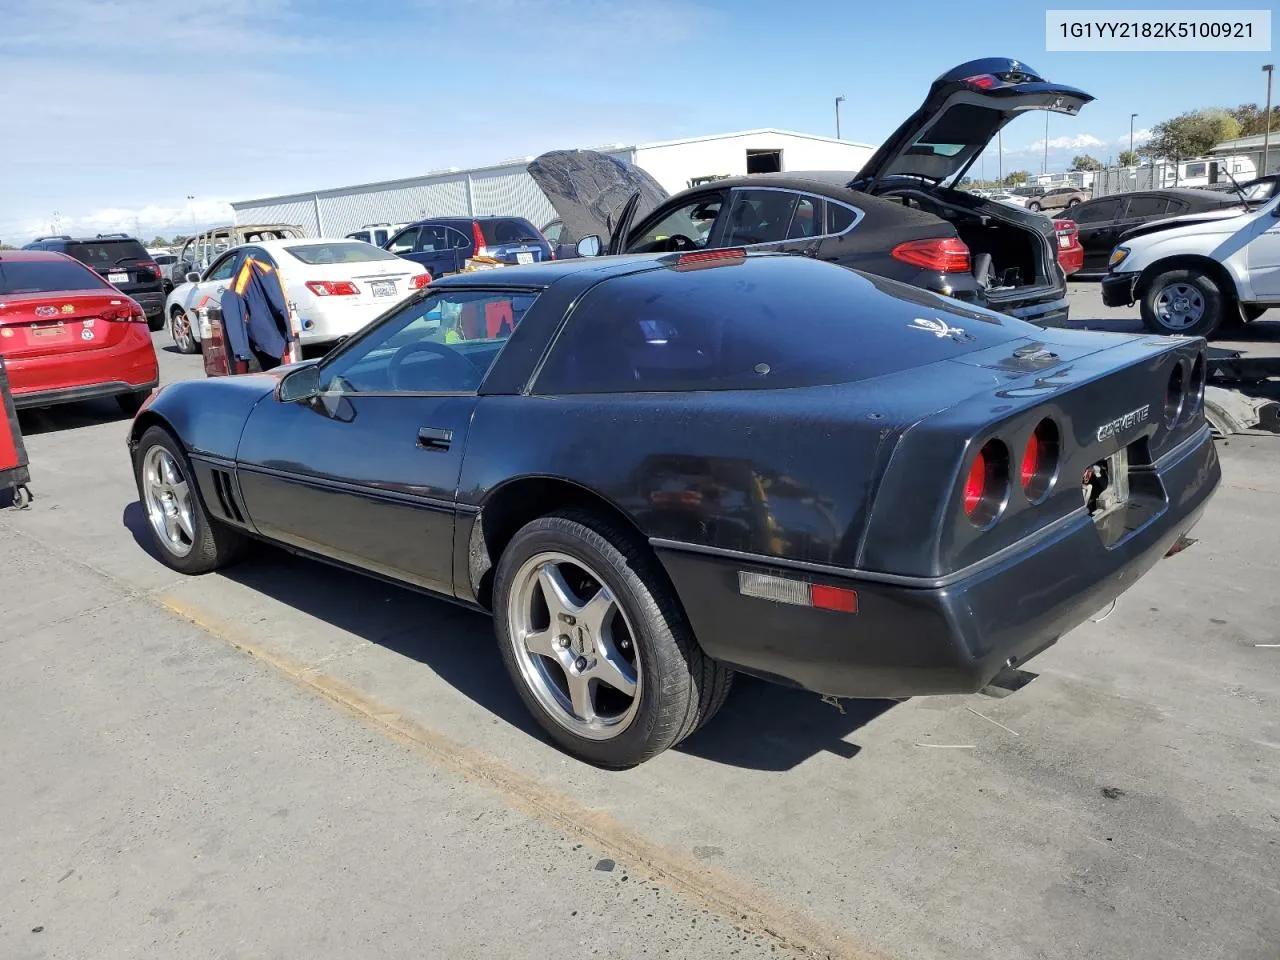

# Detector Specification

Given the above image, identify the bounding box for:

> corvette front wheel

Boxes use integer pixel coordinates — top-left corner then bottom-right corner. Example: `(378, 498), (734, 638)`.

(493, 510), (732, 768)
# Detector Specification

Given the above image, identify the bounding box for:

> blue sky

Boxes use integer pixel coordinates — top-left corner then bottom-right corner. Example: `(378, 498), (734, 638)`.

(0, 0), (1273, 242)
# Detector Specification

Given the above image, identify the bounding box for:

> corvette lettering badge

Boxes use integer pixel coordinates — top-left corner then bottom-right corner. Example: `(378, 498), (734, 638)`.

(909, 316), (974, 343)
(1095, 404), (1150, 443)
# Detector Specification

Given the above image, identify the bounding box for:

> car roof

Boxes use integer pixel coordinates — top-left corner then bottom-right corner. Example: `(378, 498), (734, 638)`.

(429, 252), (687, 289)
(0, 249), (75, 261)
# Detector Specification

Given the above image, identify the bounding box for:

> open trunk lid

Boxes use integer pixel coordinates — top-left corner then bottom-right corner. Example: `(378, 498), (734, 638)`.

(526, 150), (669, 247)
(850, 58), (1093, 192)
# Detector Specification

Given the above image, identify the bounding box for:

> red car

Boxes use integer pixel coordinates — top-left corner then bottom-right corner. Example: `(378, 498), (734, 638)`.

(0, 250), (159, 412)
(1054, 218), (1084, 276)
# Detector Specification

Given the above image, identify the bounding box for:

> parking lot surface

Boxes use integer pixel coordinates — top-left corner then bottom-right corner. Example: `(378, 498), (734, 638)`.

(3, 288), (1278, 959)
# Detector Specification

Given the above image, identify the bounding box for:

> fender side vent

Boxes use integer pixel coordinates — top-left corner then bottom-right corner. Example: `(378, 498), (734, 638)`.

(211, 468), (245, 524)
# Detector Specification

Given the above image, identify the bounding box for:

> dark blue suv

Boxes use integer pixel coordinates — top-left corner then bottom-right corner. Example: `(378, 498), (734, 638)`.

(383, 217), (552, 277)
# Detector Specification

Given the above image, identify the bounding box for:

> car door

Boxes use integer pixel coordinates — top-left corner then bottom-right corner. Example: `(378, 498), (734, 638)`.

(1070, 198), (1123, 268)
(1246, 200), (1280, 300)
(233, 287), (539, 595)
(385, 225), (421, 263)
(414, 224), (461, 277)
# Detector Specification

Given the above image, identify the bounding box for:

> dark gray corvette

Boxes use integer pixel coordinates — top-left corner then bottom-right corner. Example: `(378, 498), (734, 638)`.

(128, 250), (1219, 766)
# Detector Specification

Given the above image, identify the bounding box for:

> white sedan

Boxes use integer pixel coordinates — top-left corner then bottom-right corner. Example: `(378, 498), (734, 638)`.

(164, 239), (431, 354)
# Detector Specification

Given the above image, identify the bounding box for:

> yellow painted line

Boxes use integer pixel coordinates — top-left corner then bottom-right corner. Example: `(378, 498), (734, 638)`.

(155, 592), (882, 960)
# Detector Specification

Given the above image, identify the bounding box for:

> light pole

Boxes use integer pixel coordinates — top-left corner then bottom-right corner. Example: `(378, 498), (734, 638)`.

(834, 96), (845, 140)
(186, 195), (197, 239)
(1263, 65), (1274, 177)
(998, 129), (1003, 182)
(1129, 112), (1138, 158)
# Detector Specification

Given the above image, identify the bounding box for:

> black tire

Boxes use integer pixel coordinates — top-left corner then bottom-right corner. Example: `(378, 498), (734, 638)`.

(132, 425), (248, 575)
(116, 390), (149, 416)
(1140, 268), (1224, 338)
(1067, 198), (1082, 207)
(492, 509), (732, 767)
(147, 313), (164, 332)
(1028, 201), (1042, 212)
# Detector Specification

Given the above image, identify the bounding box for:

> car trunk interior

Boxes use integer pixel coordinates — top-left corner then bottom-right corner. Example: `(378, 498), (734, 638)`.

(879, 188), (1054, 300)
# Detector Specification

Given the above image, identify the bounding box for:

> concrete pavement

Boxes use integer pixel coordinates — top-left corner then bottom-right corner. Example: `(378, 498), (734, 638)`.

(1, 304), (1277, 960)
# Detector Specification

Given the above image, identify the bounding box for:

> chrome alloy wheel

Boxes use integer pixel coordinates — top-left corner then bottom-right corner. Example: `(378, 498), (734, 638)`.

(142, 446), (195, 557)
(1153, 282), (1205, 330)
(171, 310), (194, 352)
(506, 551), (641, 740)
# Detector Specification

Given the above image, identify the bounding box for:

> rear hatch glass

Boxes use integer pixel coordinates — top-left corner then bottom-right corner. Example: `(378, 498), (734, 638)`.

(478, 219), (550, 264)
(285, 242), (401, 264)
(62, 239), (159, 290)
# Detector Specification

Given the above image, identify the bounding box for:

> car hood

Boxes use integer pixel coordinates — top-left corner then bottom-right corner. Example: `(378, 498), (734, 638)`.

(527, 150), (669, 246)
(1118, 205), (1249, 242)
(850, 57), (1093, 191)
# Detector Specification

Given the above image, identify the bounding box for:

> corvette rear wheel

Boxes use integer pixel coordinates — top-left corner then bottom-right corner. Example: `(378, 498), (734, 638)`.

(493, 510), (732, 767)
(133, 425), (247, 575)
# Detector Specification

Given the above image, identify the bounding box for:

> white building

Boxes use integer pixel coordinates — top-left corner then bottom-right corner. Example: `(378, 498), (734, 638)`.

(230, 129), (875, 238)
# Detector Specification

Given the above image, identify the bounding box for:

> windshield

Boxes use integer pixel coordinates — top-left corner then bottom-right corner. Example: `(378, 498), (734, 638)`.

(0, 259), (109, 295)
(285, 242), (400, 265)
(62, 238), (150, 268)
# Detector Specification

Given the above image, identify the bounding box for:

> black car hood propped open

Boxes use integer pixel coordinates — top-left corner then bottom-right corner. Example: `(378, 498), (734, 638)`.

(849, 58), (1094, 192)
(527, 150), (669, 246)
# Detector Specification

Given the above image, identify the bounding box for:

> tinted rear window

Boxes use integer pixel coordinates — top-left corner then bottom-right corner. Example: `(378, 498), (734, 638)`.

(0, 259), (109, 295)
(535, 256), (1012, 395)
(62, 239), (150, 267)
(478, 219), (543, 245)
(284, 242), (400, 264)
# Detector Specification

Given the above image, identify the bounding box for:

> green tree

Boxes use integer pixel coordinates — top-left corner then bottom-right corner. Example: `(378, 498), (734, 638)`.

(1140, 108), (1241, 160)
(1002, 170), (1029, 186)
(1118, 150), (1140, 166)
(1229, 103), (1280, 137)
(1070, 154), (1103, 172)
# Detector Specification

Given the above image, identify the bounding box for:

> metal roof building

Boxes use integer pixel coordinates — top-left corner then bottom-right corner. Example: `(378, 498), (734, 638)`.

(230, 129), (875, 238)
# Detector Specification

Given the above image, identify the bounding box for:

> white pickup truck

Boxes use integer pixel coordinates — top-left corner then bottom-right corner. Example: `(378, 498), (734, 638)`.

(1101, 188), (1280, 338)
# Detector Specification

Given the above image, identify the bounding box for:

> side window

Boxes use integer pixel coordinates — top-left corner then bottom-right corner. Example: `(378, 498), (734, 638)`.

(204, 252), (241, 282)
(825, 201), (857, 234)
(785, 196), (821, 239)
(1069, 199), (1121, 224)
(386, 227), (419, 255)
(348, 231), (371, 244)
(1185, 162), (1207, 179)
(418, 226), (452, 252)
(373, 229), (389, 246)
(723, 190), (799, 246)
(628, 195), (725, 253)
(448, 228), (471, 249)
(319, 289), (539, 395)
(1123, 196), (1171, 219)
(1165, 199), (1188, 215)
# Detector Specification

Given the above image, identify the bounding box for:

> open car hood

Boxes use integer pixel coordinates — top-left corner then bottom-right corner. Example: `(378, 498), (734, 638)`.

(527, 150), (669, 247)
(850, 58), (1093, 191)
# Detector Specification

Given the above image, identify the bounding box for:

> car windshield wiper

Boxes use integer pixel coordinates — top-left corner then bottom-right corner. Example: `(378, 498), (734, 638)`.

(111, 255), (146, 265)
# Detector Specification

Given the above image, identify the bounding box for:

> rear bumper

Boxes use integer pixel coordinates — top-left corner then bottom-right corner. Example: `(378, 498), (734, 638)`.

(130, 290), (166, 317)
(998, 291), (1070, 328)
(654, 426), (1219, 698)
(6, 331), (160, 409)
(1102, 272), (1140, 307)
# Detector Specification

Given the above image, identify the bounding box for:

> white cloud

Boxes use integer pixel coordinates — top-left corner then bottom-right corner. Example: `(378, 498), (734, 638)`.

(1012, 133), (1107, 154)
(1118, 128), (1152, 146)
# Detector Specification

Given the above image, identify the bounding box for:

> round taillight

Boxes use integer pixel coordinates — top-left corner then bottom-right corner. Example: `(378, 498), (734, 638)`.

(1187, 353), (1206, 416)
(1165, 360), (1186, 425)
(1021, 418), (1060, 503)
(964, 439), (1010, 527)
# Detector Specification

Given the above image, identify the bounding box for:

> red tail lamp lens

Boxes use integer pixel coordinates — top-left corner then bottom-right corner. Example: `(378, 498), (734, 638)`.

(891, 237), (972, 274)
(964, 449), (987, 515)
(963, 439), (1010, 526)
(1021, 419), (1060, 502)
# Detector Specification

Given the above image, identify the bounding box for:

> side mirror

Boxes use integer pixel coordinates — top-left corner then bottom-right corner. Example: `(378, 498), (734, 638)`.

(185, 271), (201, 283)
(278, 364), (321, 403)
(576, 235), (602, 258)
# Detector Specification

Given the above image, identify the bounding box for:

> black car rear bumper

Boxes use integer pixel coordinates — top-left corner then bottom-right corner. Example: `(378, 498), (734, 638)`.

(1101, 272), (1140, 307)
(653, 426), (1218, 698)
(130, 290), (166, 317)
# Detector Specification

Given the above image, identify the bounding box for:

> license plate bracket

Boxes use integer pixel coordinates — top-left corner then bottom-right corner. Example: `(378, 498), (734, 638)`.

(370, 280), (396, 297)
(515, 251), (534, 265)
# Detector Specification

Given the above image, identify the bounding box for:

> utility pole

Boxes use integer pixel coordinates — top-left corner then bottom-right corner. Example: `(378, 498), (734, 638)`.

(1129, 112), (1138, 157)
(998, 129), (1003, 182)
(1263, 65), (1274, 176)
(834, 96), (845, 140)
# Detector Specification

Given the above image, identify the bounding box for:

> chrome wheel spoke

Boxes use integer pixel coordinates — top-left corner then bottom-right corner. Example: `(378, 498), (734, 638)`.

(538, 563), (581, 620)
(587, 654), (637, 697)
(566, 672), (596, 723)
(577, 586), (615, 640)
(523, 627), (562, 660)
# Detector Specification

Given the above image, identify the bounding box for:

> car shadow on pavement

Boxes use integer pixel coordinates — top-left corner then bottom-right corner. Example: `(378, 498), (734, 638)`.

(121, 505), (895, 771)
(17, 398), (133, 436)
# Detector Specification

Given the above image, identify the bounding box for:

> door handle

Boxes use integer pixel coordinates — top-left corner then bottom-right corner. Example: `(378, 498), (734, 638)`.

(417, 426), (452, 451)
